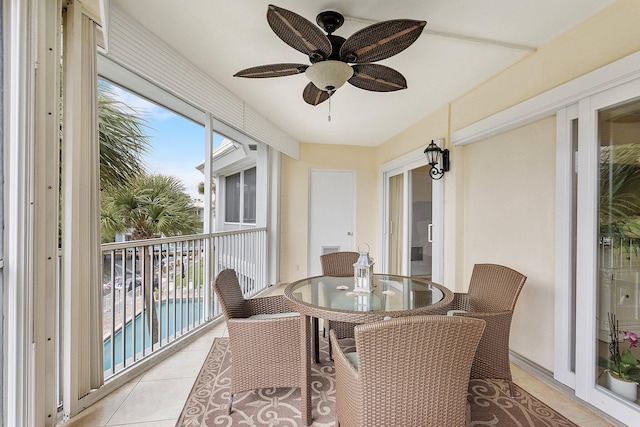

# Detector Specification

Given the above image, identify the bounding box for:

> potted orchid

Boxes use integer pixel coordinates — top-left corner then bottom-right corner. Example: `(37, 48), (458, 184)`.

(605, 313), (640, 402)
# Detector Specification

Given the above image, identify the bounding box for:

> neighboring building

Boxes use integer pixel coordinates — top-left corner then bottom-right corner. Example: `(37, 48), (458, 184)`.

(197, 136), (267, 233)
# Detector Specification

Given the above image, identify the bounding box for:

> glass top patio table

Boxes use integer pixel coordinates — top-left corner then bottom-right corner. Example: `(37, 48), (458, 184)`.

(284, 274), (453, 426)
(284, 274), (453, 324)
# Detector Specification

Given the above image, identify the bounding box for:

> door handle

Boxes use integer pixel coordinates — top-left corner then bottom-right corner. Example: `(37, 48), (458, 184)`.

(428, 224), (433, 243)
(347, 232), (353, 236)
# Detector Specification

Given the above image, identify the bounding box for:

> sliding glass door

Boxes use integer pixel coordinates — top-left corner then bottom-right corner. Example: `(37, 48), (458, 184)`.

(409, 166), (433, 279)
(381, 153), (443, 283)
(596, 98), (640, 399)
(558, 80), (640, 425)
(388, 172), (404, 275)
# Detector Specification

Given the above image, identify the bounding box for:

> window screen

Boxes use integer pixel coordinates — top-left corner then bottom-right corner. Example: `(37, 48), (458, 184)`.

(243, 167), (256, 223)
(225, 172), (241, 222)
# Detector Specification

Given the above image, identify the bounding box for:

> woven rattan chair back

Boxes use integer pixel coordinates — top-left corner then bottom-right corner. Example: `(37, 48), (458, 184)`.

(211, 269), (302, 415)
(332, 315), (486, 427)
(213, 268), (250, 319)
(451, 263), (527, 395)
(320, 252), (360, 348)
(467, 263), (526, 312)
(320, 251), (359, 277)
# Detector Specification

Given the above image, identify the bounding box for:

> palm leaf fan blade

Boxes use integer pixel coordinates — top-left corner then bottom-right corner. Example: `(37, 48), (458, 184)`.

(302, 82), (331, 105)
(349, 64), (407, 92)
(234, 63), (308, 79)
(340, 19), (426, 63)
(266, 4), (332, 58)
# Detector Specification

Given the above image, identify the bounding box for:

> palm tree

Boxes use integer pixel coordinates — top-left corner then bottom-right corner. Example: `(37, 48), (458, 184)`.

(600, 143), (640, 238)
(101, 174), (200, 240)
(101, 174), (200, 343)
(98, 81), (150, 190)
(198, 180), (216, 210)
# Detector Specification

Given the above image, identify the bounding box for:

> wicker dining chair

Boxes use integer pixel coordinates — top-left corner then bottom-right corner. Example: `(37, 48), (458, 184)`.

(212, 268), (301, 414)
(320, 251), (360, 357)
(330, 315), (486, 427)
(450, 263), (527, 395)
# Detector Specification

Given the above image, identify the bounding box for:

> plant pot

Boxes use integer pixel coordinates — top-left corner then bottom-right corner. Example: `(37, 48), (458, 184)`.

(607, 371), (638, 402)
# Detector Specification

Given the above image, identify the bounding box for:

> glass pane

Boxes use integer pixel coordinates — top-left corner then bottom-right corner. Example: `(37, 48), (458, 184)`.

(410, 166), (432, 279)
(388, 173), (404, 275)
(243, 167), (256, 223)
(597, 99), (640, 402)
(96, 81), (207, 375)
(97, 79), (206, 241)
(225, 172), (241, 222)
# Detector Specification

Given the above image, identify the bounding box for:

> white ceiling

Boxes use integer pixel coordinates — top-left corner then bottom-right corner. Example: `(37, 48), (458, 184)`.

(110, 0), (614, 146)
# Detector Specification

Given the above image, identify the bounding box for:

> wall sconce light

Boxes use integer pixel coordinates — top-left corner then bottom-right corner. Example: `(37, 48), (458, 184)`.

(423, 139), (450, 180)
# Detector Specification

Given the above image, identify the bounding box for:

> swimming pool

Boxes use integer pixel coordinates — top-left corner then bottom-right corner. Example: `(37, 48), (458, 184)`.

(103, 298), (205, 373)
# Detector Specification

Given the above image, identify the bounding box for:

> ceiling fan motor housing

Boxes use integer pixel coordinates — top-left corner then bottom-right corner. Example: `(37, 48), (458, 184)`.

(316, 10), (344, 34)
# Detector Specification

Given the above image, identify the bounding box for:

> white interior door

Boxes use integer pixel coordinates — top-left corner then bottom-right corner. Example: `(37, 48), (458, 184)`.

(308, 170), (355, 276)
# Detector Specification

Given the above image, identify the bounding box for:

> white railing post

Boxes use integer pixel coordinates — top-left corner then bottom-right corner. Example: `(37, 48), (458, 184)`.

(98, 228), (267, 379)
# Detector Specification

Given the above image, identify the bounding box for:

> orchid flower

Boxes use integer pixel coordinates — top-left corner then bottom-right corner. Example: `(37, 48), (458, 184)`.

(606, 313), (640, 381)
(624, 330), (639, 348)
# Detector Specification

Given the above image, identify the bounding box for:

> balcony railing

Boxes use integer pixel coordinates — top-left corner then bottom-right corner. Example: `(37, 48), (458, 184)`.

(100, 228), (267, 379)
(599, 234), (640, 335)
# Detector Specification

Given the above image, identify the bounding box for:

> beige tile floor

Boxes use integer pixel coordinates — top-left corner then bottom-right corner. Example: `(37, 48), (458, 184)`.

(64, 320), (229, 427)
(64, 284), (621, 427)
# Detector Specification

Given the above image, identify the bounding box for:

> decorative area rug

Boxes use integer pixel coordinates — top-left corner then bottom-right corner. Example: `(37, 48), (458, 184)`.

(177, 338), (578, 427)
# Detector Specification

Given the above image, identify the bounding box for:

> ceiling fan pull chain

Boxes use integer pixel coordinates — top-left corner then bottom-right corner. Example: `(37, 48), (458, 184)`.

(328, 95), (332, 122)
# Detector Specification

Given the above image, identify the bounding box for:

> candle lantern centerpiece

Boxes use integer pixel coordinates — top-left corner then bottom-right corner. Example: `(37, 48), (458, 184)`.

(353, 243), (374, 292)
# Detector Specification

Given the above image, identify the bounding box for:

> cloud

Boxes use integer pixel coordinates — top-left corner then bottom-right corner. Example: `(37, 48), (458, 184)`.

(105, 84), (175, 122)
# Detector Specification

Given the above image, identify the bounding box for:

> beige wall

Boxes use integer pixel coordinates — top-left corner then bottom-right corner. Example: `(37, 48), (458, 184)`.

(461, 117), (557, 369)
(372, 0), (640, 371)
(451, 0), (640, 131)
(281, 143), (378, 283)
(279, 0), (640, 371)
(377, 105), (449, 165)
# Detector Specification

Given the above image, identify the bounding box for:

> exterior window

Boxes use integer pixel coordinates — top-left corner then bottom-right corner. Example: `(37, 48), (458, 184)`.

(225, 167), (256, 224)
(225, 172), (241, 222)
(243, 167), (256, 223)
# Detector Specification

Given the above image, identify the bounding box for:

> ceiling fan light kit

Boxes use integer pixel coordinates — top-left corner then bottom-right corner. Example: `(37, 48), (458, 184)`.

(234, 4), (426, 107)
(305, 60), (354, 92)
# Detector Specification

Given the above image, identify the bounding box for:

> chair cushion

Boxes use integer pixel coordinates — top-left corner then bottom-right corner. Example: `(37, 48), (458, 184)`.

(345, 351), (359, 369)
(249, 312), (300, 319)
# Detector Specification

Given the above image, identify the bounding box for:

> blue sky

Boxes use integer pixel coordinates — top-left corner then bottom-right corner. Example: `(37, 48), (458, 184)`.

(101, 80), (223, 199)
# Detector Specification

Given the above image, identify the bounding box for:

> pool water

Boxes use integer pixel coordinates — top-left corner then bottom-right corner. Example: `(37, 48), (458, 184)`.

(103, 298), (204, 373)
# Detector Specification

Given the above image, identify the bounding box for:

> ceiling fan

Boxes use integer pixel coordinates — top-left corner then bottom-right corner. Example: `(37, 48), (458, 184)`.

(234, 4), (426, 106)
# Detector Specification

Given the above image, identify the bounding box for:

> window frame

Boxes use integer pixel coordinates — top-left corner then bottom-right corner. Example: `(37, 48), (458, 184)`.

(222, 166), (257, 226)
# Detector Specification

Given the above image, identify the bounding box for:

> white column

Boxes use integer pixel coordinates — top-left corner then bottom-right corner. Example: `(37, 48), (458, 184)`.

(61, 0), (103, 418)
(33, 0), (63, 424)
(4, 0), (61, 425)
(203, 113), (213, 318)
(4, 1), (35, 424)
(267, 150), (281, 285)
